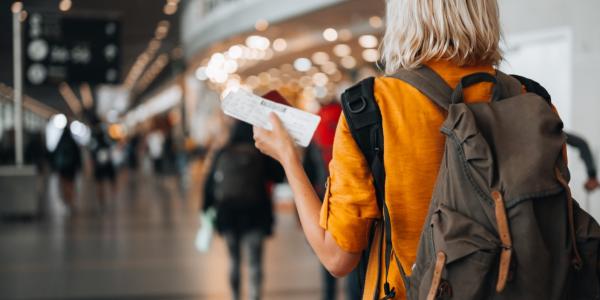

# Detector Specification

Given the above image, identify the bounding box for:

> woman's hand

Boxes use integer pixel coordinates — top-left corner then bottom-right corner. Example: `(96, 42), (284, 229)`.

(253, 113), (299, 167)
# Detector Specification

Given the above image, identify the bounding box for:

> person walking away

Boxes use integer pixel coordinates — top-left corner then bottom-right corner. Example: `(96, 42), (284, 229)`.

(52, 126), (82, 213)
(90, 124), (116, 210)
(253, 0), (600, 299)
(203, 121), (284, 300)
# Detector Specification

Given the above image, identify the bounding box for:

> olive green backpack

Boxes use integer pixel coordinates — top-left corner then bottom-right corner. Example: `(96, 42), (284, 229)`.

(341, 67), (600, 300)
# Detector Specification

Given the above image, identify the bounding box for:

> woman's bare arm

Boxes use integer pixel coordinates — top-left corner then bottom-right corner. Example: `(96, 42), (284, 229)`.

(253, 113), (360, 277)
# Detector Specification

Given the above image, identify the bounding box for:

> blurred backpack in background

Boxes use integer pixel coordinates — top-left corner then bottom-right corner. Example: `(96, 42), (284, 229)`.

(212, 143), (266, 206)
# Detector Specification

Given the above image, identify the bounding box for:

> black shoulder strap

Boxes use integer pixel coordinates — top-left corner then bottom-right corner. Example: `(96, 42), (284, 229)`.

(341, 77), (385, 210)
(510, 74), (552, 104)
(341, 77), (390, 299)
(342, 76), (409, 299)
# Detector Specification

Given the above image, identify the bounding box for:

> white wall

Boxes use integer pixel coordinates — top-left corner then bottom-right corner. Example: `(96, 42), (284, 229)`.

(500, 0), (600, 219)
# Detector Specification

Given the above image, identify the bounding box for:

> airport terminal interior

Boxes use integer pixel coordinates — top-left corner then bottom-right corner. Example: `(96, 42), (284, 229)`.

(1, 0), (600, 299)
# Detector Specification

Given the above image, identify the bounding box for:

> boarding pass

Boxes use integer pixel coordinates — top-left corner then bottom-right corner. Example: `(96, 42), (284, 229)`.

(221, 89), (321, 147)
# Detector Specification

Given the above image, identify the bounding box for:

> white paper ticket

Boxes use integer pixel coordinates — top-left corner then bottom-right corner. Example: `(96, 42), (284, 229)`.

(221, 89), (321, 147)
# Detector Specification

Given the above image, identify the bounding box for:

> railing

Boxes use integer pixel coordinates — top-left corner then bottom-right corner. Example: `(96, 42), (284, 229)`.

(0, 83), (58, 134)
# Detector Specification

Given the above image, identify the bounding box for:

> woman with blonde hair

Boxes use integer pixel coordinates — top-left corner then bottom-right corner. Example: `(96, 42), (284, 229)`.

(254, 0), (592, 299)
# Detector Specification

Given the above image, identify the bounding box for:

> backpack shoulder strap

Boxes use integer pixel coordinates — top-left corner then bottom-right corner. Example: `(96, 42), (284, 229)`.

(341, 77), (389, 298)
(341, 77), (409, 298)
(509, 74), (552, 104)
(390, 66), (453, 110)
(341, 77), (384, 209)
(496, 70), (524, 98)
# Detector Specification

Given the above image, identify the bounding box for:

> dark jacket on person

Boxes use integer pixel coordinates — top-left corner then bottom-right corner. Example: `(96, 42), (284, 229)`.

(52, 127), (82, 179)
(203, 122), (284, 236)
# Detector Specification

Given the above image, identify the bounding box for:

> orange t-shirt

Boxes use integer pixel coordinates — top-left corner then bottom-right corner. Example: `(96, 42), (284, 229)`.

(319, 60), (496, 299)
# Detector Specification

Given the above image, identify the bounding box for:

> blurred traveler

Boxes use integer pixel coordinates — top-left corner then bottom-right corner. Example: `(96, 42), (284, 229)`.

(126, 134), (141, 172)
(566, 132), (599, 191)
(25, 131), (48, 172)
(254, 0), (600, 299)
(147, 131), (165, 174)
(52, 126), (82, 211)
(203, 121), (283, 300)
(25, 131), (49, 216)
(0, 128), (16, 165)
(90, 124), (116, 209)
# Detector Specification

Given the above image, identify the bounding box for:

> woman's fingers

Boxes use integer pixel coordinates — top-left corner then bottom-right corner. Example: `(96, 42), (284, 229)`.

(252, 114), (297, 164)
(269, 113), (285, 135)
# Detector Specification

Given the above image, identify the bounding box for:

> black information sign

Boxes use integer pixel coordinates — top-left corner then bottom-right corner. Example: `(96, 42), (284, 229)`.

(24, 12), (121, 85)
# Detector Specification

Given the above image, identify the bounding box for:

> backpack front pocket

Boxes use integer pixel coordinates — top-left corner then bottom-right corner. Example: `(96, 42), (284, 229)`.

(419, 205), (500, 300)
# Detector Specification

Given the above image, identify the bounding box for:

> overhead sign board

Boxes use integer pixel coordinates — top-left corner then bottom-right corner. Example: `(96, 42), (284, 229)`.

(24, 12), (121, 85)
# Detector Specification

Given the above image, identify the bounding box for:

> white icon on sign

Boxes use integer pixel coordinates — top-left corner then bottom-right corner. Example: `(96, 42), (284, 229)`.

(71, 46), (92, 64)
(104, 44), (118, 61)
(105, 22), (117, 36)
(106, 69), (118, 82)
(27, 64), (48, 85)
(51, 46), (70, 63)
(30, 13), (42, 25)
(27, 39), (49, 61)
(29, 26), (41, 38)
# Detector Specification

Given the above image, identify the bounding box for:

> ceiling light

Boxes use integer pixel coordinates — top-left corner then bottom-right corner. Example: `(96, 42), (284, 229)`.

(311, 52), (330, 65)
(312, 72), (329, 87)
(359, 35), (379, 49)
(155, 21), (170, 40)
(333, 44), (351, 57)
(273, 38), (287, 52)
(51, 114), (67, 129)
(339, 29), (353, 41)
(214, 71), (228, 84)
(255, 19), (269, 31)
(11, 2), (23, 14)
(164, 3), (177, 15)
(223, 60), (238, 74)
(362, 49), (380, 62)
(228, 45), (243, 59)
(59, 0), (72, 12)
(323, 28), (338, 42)
(246, 35), (270, 50)
(19, 10), (27, 22)
(294, 58), (312, 72)
(210, 53), (225, 66)
(369, 16), (383, 29)
(341, 56), (357, 69)
(263, 49), (274, 60)
(321, 61), (338, 75)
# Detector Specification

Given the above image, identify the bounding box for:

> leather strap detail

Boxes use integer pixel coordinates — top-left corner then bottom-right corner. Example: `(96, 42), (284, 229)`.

(426, 252), (447, 300)
(554, 167), (583, 270)
(492, 190), (513, 292)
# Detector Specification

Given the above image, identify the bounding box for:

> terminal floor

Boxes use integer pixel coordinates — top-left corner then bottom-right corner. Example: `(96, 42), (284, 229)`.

(0, 171), (343, 300)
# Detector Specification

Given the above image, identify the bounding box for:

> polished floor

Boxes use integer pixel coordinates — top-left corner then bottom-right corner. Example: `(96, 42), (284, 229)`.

(0, 166), (343, 300)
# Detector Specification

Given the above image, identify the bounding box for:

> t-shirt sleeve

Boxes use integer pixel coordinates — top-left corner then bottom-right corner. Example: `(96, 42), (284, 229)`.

(319, 114), (381, 253)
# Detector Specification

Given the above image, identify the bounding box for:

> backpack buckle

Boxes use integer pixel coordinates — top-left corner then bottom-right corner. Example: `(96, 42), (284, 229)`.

(347, 96), (368, 114)
(380, 282), (396, 300)
(438, 280), (453, 298)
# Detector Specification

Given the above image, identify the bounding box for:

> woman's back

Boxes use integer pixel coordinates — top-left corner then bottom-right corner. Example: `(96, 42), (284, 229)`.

(323, 60), (497, 298)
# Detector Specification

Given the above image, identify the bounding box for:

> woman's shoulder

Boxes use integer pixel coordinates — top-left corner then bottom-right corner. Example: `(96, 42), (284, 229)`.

(372, 75), (428, 107)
